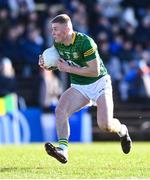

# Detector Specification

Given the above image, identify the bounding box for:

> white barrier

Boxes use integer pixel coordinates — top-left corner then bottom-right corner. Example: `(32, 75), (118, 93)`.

(0, 110), (31, 144)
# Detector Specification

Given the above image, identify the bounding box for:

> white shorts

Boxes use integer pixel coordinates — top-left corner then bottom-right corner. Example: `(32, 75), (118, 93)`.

(71, 74), (112, 105)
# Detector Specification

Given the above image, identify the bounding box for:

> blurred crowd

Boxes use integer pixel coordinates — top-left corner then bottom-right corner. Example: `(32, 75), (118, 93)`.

(0, 0), (150, 107)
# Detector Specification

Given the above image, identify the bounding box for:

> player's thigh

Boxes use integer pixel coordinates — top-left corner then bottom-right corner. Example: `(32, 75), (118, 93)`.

(96, 93), (114, 125)
(57, 87), (90, 115)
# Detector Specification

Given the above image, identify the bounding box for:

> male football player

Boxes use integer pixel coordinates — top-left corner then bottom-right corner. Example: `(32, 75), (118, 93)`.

(39, 14), (132, 164)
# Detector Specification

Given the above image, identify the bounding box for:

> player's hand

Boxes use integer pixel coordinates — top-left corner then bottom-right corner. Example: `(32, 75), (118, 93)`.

(38, 55), (57, 71)
(38, 55), (45, 69)
(57, 58), (71, 73)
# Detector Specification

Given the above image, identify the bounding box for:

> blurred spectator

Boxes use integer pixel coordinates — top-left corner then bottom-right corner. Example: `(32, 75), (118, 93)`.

(119, 60), (141, 101)
(135, 14), (150, 44)
(26, 11), (40, 28)
(138, 51), (150, 97)
(71, 1), (89, 34)
(1, 22), (27, 75)
(72, 11), (89, 34)
(39, 70), (63, 109)
(133, 43), (144, 61)
(107, 56), (122, 82)
(110, 33), (123, 55)
(20, 26), (44, 76)
(44, 4), (66, 47)
(0, 7), (11, 40)
(97, 31), (110, 64)
(1, 25), (23, 72)
(97, 0), (123, 18)
(8, 0), (35, 14)
(119, 51), (150, 101)
(118, 39), (134, 74)
(94, 16), (111, 38)
(0, 57), (17, 97)
(122, 7), (138, 28)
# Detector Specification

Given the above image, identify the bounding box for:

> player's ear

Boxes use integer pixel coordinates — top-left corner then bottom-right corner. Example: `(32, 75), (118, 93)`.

(65, 26), (70, 34)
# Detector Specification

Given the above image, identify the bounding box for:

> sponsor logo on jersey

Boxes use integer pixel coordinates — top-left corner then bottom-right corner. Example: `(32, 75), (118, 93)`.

(59, 51), (79, 60)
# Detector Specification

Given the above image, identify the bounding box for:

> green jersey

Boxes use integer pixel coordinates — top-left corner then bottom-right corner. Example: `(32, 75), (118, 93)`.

(54, 32), (107, 85)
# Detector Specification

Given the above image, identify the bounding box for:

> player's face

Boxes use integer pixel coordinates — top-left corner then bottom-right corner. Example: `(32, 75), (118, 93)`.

(51, 23), (69, 43)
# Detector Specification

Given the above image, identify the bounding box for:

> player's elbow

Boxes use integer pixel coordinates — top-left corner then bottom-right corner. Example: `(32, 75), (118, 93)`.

(93, 63), (100, 77)
(90, 66), (100, 77)
(93, 67), (100, 77)
(89, 70), (100, 77)
(95, 69), (100, 77)
(87, 59), (100, 77)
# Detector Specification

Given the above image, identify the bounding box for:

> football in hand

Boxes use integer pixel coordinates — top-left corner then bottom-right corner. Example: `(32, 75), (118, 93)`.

(42, 46), (60, 68)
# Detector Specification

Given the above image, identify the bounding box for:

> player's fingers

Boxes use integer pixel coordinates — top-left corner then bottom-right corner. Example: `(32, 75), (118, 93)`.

(57, 60), (61, 66)
(39, 55), (42, 59)
(59, 58), (65, 62)
(38, 55), (42, 63)
(39, 54), (44, 60)
(39, 55), (44, 65)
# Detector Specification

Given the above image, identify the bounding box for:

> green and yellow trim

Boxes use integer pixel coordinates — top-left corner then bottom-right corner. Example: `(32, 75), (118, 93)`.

(84, 47), (96, 57)
(71, 32), (76, 44)
(59, 138), (68, 147)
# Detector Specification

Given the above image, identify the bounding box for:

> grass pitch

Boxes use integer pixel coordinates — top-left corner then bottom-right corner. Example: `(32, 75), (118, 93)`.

(0, 142), (150, 179)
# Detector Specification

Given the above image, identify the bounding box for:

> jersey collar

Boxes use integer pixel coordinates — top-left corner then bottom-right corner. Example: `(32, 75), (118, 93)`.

(71, 32), (76, 44)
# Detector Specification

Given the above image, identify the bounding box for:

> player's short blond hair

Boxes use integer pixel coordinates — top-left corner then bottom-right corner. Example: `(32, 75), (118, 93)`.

(51, 14), (73, 29)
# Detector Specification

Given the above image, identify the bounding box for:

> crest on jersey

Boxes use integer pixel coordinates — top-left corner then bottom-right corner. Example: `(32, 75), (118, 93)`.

(73, 52), (79, 59)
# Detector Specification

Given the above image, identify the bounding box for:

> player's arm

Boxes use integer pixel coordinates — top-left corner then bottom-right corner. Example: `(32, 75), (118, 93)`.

(57, 38), (100, 77)
(57, 58), (100, 77)
(70, 58), (100, 77)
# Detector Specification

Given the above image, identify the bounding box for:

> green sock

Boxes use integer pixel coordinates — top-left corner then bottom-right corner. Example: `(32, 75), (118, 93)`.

(59, 138), (68, 150)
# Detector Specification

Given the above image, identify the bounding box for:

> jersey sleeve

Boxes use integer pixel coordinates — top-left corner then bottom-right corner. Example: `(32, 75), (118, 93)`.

(82, 38), (97, 62)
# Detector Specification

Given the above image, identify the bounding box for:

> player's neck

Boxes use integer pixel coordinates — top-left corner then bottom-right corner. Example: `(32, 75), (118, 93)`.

(63, 31), (74, 46)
